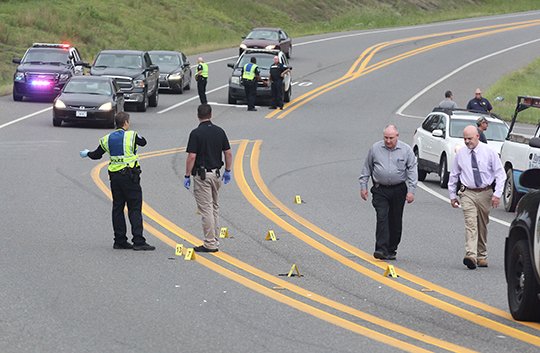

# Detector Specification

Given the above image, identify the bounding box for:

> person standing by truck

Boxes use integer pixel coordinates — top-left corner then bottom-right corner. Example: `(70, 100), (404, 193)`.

(466, 88), (492, 113)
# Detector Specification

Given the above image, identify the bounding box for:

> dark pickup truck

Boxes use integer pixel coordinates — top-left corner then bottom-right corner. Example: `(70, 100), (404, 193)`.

(90, 50), (159, 112)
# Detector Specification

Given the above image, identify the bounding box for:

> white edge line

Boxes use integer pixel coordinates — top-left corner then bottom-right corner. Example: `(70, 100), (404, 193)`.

(418, 182), (511, 227)
(0, 107), (52, 130)
(396, 38), (540, 116)
(157, 84), (228, 114)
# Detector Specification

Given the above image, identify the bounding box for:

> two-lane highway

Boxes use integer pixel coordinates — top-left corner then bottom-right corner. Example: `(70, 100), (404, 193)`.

(2, 11), (540, 353)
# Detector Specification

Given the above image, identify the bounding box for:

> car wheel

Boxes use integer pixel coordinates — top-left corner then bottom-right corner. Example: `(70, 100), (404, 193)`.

(504, 168), (521, 212)
(415, 148), (427, 181)
(174, 81), (184, 94)
(52, 118), (62, 127)
(286, 46), (292, 59)
(284, 85), (291, 103)
(507, 238), (540, 321)
(228, 90), (237, 105)
(149, 88), (159, 107)
(13, 91), (23, 102)
(137, 92), (148, 112)
(439, 155), (449, 188)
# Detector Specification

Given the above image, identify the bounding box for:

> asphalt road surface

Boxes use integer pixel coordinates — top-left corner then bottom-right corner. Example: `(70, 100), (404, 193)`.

(2, 11), (540, 353)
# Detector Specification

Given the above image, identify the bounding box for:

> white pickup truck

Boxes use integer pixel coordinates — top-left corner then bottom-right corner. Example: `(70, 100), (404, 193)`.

(500, 95), (540, 212)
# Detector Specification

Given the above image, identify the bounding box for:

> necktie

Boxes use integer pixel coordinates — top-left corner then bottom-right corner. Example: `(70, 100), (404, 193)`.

(471, 150), (482, 187)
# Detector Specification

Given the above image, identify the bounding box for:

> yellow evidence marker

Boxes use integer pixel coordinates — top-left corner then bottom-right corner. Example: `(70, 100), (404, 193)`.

(265, 230), (277, 241)
(175, 244), (184, 256)
(294, 195), (302, 204)
(383, 264), (399, 278)
(184, 248), (196, 260)
(219, 227), (229, 239)
(287, 264), (302, 277)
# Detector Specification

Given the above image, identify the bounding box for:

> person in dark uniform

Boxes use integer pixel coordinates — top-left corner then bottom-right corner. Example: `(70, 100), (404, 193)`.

(195, 57), (208, 104)
(466, 88), (492, 113)
(241, 57), (260, 111)
(80, 112), (155, 251)
(184, 104), (233, 252)
(359, 125), (417, 260)
(268, 55), (291, 110)
(476, 116), (488, 144)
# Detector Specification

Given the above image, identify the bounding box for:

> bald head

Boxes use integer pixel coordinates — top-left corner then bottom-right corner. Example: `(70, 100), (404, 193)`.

(197, 57), (204, 63)
(463, 125), (480, 149)
(383, 124), (399, 149)
(273, 56), (279, 64)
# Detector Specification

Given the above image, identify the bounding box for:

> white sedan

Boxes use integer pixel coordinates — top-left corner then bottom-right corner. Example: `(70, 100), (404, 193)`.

(412, 108), (509, 188)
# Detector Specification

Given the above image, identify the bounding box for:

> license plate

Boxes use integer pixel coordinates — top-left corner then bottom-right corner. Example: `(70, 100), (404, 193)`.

(76, 111), (87, 118)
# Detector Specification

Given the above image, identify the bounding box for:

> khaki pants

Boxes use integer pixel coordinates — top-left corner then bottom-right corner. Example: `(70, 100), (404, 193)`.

(193, 172), (221, 250)
(459, 188), (492, 260)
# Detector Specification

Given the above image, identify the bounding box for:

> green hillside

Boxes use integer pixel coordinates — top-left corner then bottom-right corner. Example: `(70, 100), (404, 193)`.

(0, 0), (538, 93)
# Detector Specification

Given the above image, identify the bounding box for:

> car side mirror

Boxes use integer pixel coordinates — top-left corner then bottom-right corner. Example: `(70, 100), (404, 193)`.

(519, 168), (540, 189)
(12, 58), (21, 64)
(432, 129), (444, 138)
(529, 137), (540, 148)
(184, 62), (190, 67)
(227, 63), (234, 68)
(148, 64), (159, 71)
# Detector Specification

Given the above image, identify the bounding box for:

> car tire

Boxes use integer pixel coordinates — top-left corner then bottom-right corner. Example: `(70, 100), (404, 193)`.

(286, 46), (292, 59)
(284, 85), (291, 103)
(149, 88), (159, 107)
(13, 91), (23, 102)
(52, 118), (62, 127)
(504, 168), (521, 212)
(185, 79), (191, 90)
(137, 92), (148, 112)
(175, 82), (184, 94)
(439, 155), (449, 188)
(507, 238), (540, 321)
(228, 90), (237, 105)
(415, 148), (427, 181)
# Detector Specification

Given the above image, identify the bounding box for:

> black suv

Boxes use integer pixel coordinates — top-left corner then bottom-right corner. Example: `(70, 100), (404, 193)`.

(505, 168), (540, 322)
(12, 43), (85, 101)
(90, 50), (159, 112)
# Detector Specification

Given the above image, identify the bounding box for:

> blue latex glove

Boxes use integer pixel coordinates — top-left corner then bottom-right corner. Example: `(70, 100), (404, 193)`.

(184, 176), (191, 189)
(222, 170), (231, 184)
(80, 149), (89, 158)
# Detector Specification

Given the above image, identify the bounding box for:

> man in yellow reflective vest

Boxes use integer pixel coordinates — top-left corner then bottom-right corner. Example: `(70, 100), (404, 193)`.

(195, 57), (208, 104)
(242, 56), (260, 111)
(80, 112), (155, 251)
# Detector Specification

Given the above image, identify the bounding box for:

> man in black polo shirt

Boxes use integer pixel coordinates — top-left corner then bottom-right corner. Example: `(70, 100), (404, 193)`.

(184, 104), (233, 252)
(268, 55), (291, 110)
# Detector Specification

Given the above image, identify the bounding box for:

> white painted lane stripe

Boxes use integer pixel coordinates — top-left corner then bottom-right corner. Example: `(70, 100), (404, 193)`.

(418, 182), (511, 227)
(396, 38), (540, 117)
(0, 107), (51, 130)
(157, 84), (228, 114)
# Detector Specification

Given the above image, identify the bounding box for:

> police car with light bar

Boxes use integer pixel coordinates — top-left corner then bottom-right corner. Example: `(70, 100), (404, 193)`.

(12, 43), (86, 101)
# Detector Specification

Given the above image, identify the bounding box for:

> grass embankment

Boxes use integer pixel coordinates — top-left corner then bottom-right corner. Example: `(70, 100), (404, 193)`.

(0, 0), (538, 96)
(486, 57), (540, 125)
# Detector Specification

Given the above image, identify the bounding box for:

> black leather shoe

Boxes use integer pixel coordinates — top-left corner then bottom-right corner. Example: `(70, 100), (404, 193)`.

(247, 108), (257, 111)
(373, 251), (387, 260)
(113, 242), (133, 249)
(194, 245), (218, 253)
(268, 106), (276, 109)
(133, 243), (155, 251)
(387, 252), (397, 260)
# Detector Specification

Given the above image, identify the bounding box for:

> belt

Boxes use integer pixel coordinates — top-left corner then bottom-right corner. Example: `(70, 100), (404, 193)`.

(374, 182), (405, 188)
(465, 186), (491, 192)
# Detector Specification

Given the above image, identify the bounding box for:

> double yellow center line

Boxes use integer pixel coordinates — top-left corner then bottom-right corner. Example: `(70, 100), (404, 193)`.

(266, 18), (540, 120)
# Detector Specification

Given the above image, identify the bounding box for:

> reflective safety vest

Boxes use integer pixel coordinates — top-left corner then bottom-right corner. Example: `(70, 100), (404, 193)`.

(242, 63), (258, 81)
(198, 62), (208, 78)
(100, 129), (139, 172)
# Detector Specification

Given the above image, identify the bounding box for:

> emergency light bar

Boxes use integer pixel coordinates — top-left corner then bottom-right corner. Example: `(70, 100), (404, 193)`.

(32, 43), (71, 49)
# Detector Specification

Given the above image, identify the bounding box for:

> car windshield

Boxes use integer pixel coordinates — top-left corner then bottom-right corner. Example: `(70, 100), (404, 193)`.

(94, 53), (142, 69)
(63, 81), (111, 95)
(246, 30), (279, 41)
(449, 119), (508, 141)
(237, 54), (275, 70)
(149, 54), (180, 66)
(22, 49), (69, 64)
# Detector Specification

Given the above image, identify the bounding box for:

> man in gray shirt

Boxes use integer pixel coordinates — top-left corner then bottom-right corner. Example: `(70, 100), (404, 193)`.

(439, 90), (458, 109)
(359, 125), (418, 260)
